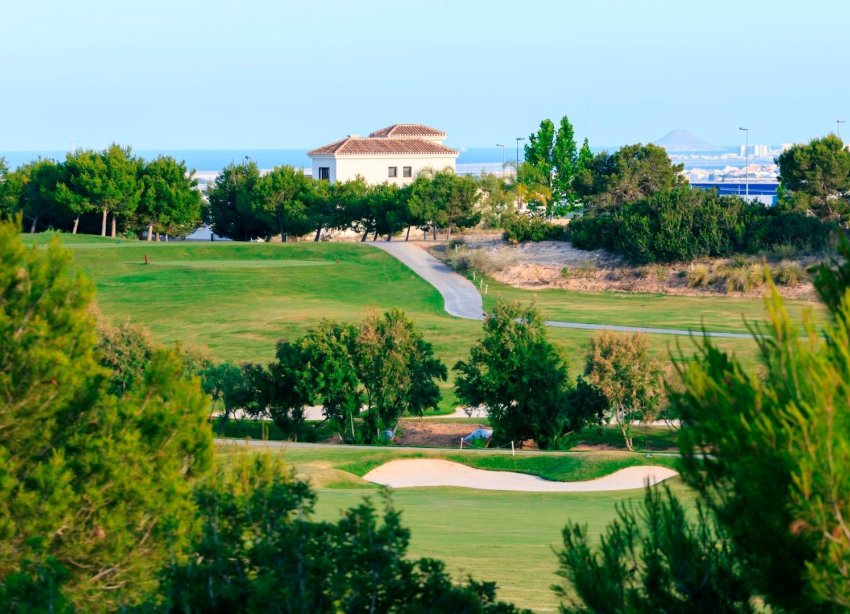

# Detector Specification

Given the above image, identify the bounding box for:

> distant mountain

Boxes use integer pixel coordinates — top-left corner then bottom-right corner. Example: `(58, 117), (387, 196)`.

(654, 130), (720, 152)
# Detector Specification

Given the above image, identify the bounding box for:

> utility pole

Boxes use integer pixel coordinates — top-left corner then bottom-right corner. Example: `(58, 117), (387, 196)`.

(495, 144), (505, 176)
(515, 137), (525, 176)
(739, 127), (749, 200)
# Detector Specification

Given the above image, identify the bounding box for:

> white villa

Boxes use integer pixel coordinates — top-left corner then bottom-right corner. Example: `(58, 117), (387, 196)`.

(307, 124), (458, 185)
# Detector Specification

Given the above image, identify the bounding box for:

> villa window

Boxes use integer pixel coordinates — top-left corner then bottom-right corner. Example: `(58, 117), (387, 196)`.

(318, 167), (330, 181)
(403, 166), (412, 178)
(388, 166), (398, 178)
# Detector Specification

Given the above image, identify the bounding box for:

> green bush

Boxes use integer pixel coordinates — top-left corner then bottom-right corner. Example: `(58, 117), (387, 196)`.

(502, 213), (565, 243)
(568, 187), (836, 264)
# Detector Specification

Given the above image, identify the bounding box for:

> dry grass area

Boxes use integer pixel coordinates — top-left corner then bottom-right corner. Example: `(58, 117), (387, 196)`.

(436, 234), (823, 300)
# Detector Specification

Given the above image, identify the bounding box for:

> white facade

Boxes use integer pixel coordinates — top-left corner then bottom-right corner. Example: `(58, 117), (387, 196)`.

(308, 124), (459, 186)
(310, 152), (457, 185)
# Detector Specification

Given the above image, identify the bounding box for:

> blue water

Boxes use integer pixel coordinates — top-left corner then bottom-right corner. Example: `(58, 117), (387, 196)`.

(0, 147), (518, 172)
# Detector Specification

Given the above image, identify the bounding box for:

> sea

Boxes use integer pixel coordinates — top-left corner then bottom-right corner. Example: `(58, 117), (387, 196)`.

(0, 147), (510, 176)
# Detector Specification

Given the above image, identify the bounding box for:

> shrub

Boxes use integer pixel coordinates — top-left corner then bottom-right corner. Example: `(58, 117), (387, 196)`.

(773, 260), (806, 286)
(502, 213), (565, 243)
(687, 264), (711, 288)
(723, 264), (765, 293)
(446, 247), (490, 275)
(568, 187), (835, 264)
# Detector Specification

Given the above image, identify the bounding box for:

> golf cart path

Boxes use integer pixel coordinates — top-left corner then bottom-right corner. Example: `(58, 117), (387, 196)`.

(363, 459), (678, 492)
(370, 241), (757, 339)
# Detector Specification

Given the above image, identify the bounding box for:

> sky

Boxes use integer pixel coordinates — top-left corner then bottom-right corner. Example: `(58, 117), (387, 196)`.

(1, 0), (848, 151)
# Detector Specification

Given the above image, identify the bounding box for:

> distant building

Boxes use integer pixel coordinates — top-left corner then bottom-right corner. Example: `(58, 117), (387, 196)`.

(307, 124), (458, 185)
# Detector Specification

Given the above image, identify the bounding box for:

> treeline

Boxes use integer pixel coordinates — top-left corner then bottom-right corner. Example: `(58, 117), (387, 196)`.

(204, 310), (447, 444)
(0, 145), (202, 238)
(570, 187), (835, 263)
(204, 301), (662, 452)
(206, 162), (481, 242)
(566, 134), (849, 263)
(516, 119), (845, 262)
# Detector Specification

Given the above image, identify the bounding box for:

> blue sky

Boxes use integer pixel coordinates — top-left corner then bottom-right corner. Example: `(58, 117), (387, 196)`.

(1, 0), (847, 151)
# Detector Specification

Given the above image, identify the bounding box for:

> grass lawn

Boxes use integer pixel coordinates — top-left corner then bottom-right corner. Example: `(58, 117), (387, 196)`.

(217, 442), (689, 612)
(27, 235), (782, 369)
(483, 277), (824, 335)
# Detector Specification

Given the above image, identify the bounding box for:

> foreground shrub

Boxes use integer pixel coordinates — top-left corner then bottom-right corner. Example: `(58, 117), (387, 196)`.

(156, 454), (524, 613)
(556, 248), (850, 611)
(0, 220), (212, 611)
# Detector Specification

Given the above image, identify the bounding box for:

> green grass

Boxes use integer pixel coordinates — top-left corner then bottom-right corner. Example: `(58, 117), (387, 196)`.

(219, 442), (689, 612)
(21, 235), (784, 389)
(313, 484), (694, 611)
(483, 277), (823, 335)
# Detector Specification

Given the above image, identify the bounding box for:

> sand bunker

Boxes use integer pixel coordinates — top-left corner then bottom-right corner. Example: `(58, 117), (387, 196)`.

(363, 459), (677, 492)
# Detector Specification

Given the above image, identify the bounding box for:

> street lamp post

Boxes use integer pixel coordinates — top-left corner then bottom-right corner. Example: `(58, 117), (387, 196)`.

(515, 137), (525, 175)
(495, 144), (505, 176)
(739, 127), (749, 200)
(838, 120), (846, 140)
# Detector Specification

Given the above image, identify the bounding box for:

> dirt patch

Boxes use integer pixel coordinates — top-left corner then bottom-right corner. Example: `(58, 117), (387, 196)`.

(433, 234), (821, 300)
(396, 419), (488, 448)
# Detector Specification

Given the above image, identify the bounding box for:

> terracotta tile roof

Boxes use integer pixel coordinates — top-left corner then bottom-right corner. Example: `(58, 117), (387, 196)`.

(369, 124), (447, 138)
(308, 137), (457, 156)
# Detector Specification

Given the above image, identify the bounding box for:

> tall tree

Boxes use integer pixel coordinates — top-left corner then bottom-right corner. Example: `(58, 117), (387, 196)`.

(0, 220), (212, 610)
(138, 155), (203, 240)
(455, 302), (584, 448)
(776, 133), (850, 222)
(100, 144), (142, 237)
(204, 160), (265, 240)
(575, 143), (686, 211)
(0, 158), (21, 218)
(16, 159), (64, 233)
(298, 320), (363, 441)
(55, 149), (101, 234)
(583, 331), (664, 451)
(552, 115), (578, 203)
(356, 309), (447, 441)
(254, 165), (313, 241)
(524, 119), (556, 190)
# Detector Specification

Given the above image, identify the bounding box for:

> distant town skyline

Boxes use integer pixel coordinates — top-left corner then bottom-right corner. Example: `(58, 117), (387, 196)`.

(1, 0), (847, 151)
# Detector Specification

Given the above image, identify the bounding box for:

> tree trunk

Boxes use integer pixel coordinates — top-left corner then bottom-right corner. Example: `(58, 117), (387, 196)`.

(156, 232), (160, 241)
(617, 405), (634, 452)
(372, 229), (378, 241)
(405, 225), (411, 241)
(30, 215), (38, 233)
(147, 223), (153, 241)
(313, 225), (322, 242)
(72, 217), (80, 235)
(111, 215), (117, 238)
(101, 208), (108, 236)
(386, 233), (391, 241)
(361, 229), (369, 242)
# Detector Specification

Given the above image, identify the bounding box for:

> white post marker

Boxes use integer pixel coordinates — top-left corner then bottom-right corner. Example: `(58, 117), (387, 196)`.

(511, 441), (515, 456)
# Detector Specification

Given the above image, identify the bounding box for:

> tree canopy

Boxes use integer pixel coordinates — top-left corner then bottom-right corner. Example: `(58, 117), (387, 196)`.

(776, 133), (850, 222)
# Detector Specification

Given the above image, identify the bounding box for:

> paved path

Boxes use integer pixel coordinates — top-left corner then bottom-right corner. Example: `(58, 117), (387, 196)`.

(372, 241), (484, 320)
(369, 241), (758, 339)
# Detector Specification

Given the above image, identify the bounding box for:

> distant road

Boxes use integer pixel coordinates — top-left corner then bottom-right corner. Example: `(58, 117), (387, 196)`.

(369, 241), (759, 340)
